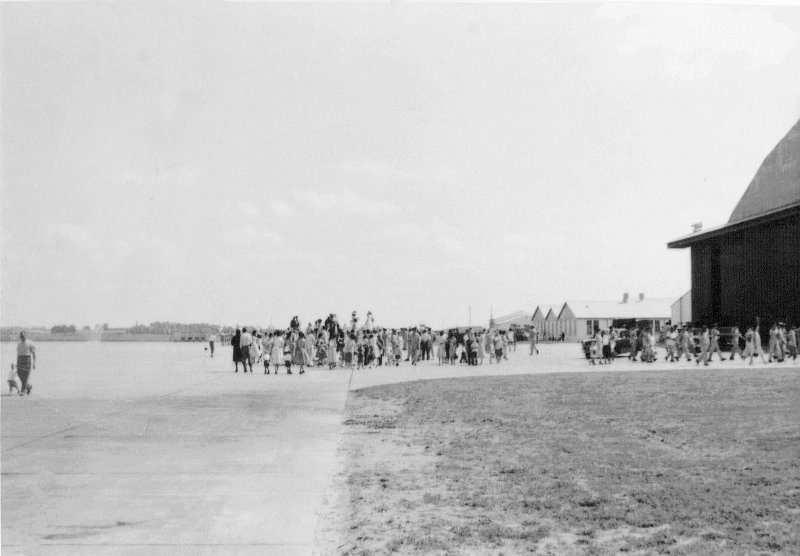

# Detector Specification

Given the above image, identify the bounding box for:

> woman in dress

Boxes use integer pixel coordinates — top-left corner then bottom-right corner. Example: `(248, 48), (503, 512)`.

(293, 331), (307, 374)
(231, 329), (242, 372)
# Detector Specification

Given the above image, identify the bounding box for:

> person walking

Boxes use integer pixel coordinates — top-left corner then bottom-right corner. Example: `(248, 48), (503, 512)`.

(696, 326), (710, 366)
(208, 333), (216, 358)
(708, 324), (726, 362)
(293, 331), (307, 374)
(271, 331), (285, 374)
(15, 332), (36, 396)
(590, 326), (602, 365)
(262, 332), (273, 373)
(778, 323), (788, 362)
(283, 331), (294, 374)
(409, 328), (420, 365)
(678, 327), (695, 362)
(746, 321), (769, 365)
(601, 328), (612, 364)
(420, 329), (431, 361)
(628, 326), (641, 361)
(753, 319), (768, 364)
(239, 328), (253, 373)
(729, 325), (743, 361)
(529, 326), (539, 355)
(232, 328), (242, 372)
(326, 315), (340, 370)
(768, 323), (780, 363)
(664, 326), (677, 362)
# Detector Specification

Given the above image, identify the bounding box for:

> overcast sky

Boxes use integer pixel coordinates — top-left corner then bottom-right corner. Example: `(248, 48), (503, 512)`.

(2, 2), (800, 329)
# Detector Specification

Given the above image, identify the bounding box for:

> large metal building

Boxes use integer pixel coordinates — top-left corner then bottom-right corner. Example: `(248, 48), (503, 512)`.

(668, 119), (800, 326)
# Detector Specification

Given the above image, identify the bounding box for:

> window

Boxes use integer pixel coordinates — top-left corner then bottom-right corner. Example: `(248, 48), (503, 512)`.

(586, 320), (599, 335)
(654, 320), (661, 332)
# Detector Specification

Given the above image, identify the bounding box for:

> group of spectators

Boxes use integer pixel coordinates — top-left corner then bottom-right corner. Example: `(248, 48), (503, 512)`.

(226, 311), (532, 374)
(590, 319), (798, 366)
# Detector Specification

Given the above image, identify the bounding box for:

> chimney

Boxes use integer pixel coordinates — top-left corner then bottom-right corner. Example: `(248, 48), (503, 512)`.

(638, 293), (645, 301)
(622, 293), (629, 303)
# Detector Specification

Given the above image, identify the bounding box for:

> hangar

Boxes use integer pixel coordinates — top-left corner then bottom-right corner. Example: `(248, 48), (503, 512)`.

(668, 119), (800, 326)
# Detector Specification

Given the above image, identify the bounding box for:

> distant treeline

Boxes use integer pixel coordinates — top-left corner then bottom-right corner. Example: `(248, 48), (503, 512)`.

(3, 322), (223, 334)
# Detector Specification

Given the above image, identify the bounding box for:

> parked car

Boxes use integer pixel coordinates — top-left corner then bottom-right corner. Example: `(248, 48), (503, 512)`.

(580, 329), (633, 359)
(513, 328), (530, 342)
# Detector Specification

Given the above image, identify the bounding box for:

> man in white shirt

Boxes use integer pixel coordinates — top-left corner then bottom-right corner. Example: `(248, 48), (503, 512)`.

(240, 329), (253, 372)
(16, 332), (36, 395)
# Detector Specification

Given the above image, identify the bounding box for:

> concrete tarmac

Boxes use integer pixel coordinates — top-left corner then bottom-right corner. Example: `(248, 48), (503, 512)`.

(2, 342), (794, 555)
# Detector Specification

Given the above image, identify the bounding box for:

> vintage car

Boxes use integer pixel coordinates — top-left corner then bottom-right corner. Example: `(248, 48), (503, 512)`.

(580, 329), (633, 359)
(511, 325), (530, 342)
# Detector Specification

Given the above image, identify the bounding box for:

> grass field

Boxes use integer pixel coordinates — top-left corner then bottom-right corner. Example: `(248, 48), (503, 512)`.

(321, 368), (800, 555)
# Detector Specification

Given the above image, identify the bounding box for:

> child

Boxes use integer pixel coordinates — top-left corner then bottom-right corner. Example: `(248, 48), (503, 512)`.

(449, 335), (458, 365)
(8, 363), (19, 394)
(316, 337), (327, 367)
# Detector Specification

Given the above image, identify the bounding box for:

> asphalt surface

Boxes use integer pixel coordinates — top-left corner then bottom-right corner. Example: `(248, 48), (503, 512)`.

(2, 341), (794, 555)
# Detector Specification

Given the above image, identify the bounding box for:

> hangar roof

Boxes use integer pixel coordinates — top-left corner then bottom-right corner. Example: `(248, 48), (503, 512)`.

(669, 119), (800, 248)
(729, 119), (800, 225)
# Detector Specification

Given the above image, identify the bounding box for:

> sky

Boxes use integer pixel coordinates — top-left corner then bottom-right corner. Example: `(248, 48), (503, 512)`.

(2, 2), (800, 330)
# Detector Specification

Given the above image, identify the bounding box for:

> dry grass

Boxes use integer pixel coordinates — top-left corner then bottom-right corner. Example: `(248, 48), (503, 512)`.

(321, 368), (800, 555)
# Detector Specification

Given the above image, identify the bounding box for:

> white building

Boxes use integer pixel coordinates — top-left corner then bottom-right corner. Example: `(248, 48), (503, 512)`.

(557, 295), (673, 342)
(671, 291), (692, 325)
(544, 307), (560, 341)
(531, 306), (546, 336)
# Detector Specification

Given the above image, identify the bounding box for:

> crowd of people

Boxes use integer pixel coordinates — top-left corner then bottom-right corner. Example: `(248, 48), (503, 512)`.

(589, 319), (797, 366)
(226, 311), (535, 374)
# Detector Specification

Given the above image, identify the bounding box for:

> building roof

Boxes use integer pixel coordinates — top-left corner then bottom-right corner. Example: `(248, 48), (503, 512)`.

(561, 299), (672, 320)
(533, 305), (559, 320)
(669, 119), (800, 248)
(491, 311), (532, 327)
(544, 306), (562, 320)
(729, 119), (800, 225)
